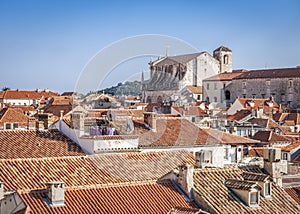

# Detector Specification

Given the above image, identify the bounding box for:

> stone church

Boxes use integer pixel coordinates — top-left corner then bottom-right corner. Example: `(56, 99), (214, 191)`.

(142, 46), (232, 104)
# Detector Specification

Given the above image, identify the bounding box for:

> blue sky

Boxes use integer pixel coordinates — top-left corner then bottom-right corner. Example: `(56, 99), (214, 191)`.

(0, 0), (299, 93)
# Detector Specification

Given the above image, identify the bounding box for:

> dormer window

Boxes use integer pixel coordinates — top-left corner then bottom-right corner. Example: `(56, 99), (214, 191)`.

(249, 191), (259, 206)
(265, 181), (271, 196)
(225, 179), (261, 207)
(242, 172), (272, 198)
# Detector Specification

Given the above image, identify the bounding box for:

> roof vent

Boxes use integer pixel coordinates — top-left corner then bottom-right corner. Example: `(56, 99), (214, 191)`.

(46, 181), (65, 207)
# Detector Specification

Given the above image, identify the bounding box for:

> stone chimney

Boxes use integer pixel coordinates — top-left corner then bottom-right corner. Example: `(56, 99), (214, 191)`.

(46, 182), (65, 207)
(72, 111), (85, 136)
(37, 121), (45, 131)
(36, 111), (53, 129)
(144, 112), (157, 131)
(28, 117), (36, 130)
(177, 164), (194, 198)
(0, 182), (4, 199)
(263, 148), (286, 187)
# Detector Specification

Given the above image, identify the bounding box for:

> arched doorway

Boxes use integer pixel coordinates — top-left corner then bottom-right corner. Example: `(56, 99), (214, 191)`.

(225, 90), (231, 100)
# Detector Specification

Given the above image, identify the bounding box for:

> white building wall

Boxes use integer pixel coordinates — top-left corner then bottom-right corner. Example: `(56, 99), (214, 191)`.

(140, 145), (230, 167)
(3, 98), (36, 106)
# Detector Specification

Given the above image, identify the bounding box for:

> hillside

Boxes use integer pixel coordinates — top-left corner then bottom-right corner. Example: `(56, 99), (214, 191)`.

(100, 81), (141, 96)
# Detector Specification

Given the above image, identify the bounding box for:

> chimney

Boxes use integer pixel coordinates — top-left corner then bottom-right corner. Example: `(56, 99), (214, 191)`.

(37, 121), (45, 131)
(28, 117), (36, 130)
(37, 112), (53, 129)
(72, 111), (85, 136)
(46, 182), (65, 207)
(177, 164), (194, 198)
(0, 182), (4, 199)
(263, 148), (285, 187)
(144, 112), (157, 131)
(60, 110), (64, 120)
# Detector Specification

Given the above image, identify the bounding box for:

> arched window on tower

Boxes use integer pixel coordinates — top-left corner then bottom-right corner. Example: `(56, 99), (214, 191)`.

(223, 55), (229, 64)
(225, 90), (231, 100)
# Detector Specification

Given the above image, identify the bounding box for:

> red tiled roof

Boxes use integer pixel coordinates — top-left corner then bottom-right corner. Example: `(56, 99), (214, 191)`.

(237, 98), (279, 111)
(184, 106), (207, 116)
(204, 72), (244, 81)
(0, 130), (84, 159)
(169, 207), (208, 214)
(281, 141), (300, 152)
(0, 90), (58, 100)
(128, 109), (144, 119)
(48, 96), (73, 105)
(0, 107), (31, 127)
(0, 150), (194, 191)
(18, 180), (198, 214)
(285, 187), (300, 205)
(233, 67), (300, 79)
(138, 118), (258, 147)
(253, 131), (291, 143)
(42, 104), (73, 117)
(193, 167), (300, 214)
(226, 110), (251, 122)
(186, 86), (203, 94)
(248, 147), (264, 157)
(10, 105), (36, 113)
(61, 92), (77, 96)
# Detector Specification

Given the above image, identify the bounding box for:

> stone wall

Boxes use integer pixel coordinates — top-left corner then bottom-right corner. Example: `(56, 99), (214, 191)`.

(227, 77), (300, 106)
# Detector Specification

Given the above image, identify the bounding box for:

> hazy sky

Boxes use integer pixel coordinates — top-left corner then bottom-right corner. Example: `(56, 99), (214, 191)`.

(0, 0), (299, 93)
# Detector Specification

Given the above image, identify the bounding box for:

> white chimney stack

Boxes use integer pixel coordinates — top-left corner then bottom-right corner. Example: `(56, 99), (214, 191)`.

(0, 182), (4, 199)
(46, 182), (65, 207)
(60, 110), (64, 120)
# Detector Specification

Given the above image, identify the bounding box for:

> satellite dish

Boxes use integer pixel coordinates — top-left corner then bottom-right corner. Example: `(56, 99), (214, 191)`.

(249, 101), (255, 108)
(200, 103), (206, 110)
(267, 101), (274, 108)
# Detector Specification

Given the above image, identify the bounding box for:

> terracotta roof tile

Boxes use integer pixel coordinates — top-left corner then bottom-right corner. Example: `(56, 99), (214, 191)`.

(0, 90), (58, 100)
(0, 150), (194, 191)
(253, 131), (291, 143)
(186, 86), (203, 94)
(169, 207), (209, 214)
(185, 106), (207, 116)
(138, 118), (258, 147)
(0, 130), (84, 159)
(233, 67), (300, 79)
(226, 110), (251, 122)
(0, 107), (31, 127)
(193, 167), (300, 213)
(285, 186), (300, 205)
(204, 72), (244, 81)
(225, 179), (261, 190)
(241, 172), (269, 182)
(248, 147), (264, 157)
(19, 181), (198, 214)
(237, 98), (279, 111)
(42, 104), (72, 117)
(281, 141), (300, 152)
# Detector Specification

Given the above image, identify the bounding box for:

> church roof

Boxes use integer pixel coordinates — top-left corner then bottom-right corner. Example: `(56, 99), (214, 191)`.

(152, 52), (205, 66)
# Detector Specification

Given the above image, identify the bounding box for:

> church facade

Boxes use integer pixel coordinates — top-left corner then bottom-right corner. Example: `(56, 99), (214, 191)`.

(142, 46), (232, 104)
